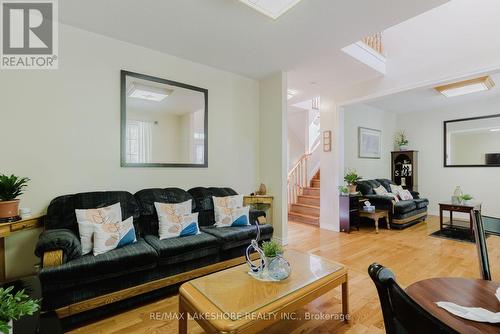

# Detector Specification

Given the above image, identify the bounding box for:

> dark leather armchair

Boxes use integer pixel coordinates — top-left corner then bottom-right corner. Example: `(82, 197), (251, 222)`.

(368, 263), (458, 334)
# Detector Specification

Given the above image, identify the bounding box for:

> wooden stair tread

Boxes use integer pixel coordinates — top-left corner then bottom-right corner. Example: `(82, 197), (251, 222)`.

(291, 203), (320, 210)
(304, 187), (320, 190)
(288, 212), (320, 219)
(298, 195), (320, 199)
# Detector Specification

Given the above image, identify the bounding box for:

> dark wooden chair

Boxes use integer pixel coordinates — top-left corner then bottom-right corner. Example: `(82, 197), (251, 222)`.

(471, 209), (491, 280)
(368, 263), (458, 334)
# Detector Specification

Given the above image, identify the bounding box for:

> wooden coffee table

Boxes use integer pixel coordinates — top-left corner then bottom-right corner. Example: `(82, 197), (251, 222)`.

(178, 249), (348, 334)
(439, 202), (482, 237)
(358, 209), (389, 233)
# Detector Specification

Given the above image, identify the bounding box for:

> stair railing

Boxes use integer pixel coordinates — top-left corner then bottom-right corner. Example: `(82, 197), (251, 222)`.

(287, 141), (321, 209)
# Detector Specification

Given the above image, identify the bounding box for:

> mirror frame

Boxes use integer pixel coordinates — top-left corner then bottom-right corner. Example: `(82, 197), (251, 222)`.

(443, 113), (500, 168)
(120, 70), (208, 168)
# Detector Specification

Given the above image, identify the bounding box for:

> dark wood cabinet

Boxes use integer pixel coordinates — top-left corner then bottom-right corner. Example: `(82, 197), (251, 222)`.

(340, 194), (361, 233)
(391, 151), (418, 192)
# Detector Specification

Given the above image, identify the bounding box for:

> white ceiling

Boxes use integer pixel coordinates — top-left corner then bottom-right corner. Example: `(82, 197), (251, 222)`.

(59, 0), (448, 80)
(364, 72), (500, 113)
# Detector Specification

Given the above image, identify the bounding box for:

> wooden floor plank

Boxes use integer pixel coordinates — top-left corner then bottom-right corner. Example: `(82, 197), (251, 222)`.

(69, 216), (500, 333)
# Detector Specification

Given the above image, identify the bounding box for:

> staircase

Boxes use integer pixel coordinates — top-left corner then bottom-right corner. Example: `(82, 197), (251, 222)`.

(288, 170), (320, 226)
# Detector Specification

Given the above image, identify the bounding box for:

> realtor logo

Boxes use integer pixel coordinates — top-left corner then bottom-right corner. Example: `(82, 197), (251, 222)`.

(1, 0), (58, 69)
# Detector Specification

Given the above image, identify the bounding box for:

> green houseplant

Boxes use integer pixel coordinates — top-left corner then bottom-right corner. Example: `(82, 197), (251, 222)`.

(460, 194), (473, 205)
(395, 131), (409, 151)
(344, 169), (362, 194)
(262, 240), (283, 259)
(0, 175), (30, 221)
(0, 286), (40, 334)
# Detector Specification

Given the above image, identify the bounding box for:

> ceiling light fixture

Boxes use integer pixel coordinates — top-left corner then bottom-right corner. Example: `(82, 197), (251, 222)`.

(435, 76), (495, 98)
(238, 0), (303, 19)
(127, 83), (173, 102)
(490, 128), (500, 132)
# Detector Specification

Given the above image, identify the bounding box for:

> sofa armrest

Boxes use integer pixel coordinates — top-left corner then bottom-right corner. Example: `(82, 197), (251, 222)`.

(35, 229), (82, 266)
(363, 195), (395, 210)
(249, 209), (266, 225)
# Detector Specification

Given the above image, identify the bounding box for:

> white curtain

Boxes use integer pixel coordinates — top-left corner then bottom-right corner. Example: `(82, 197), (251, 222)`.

(138, 121), (152, 163)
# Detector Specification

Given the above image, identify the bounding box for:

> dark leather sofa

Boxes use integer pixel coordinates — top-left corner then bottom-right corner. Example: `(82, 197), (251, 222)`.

(356, 179), (428, 229)
(34, 187), (272, 327)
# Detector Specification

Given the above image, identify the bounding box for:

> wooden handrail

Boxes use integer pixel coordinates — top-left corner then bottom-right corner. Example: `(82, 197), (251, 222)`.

(287, 141), (321, 209)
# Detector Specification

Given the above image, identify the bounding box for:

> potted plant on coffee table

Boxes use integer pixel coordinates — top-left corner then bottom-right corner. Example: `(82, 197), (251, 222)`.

(344, 169), (362, 194)
(0, 174), (30, 223)
(0, 286), (40, 334)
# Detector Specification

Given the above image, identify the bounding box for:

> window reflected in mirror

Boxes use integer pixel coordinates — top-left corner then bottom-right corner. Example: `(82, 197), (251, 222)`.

(121, 71), (208, 167)
(444, 114), (500, 167)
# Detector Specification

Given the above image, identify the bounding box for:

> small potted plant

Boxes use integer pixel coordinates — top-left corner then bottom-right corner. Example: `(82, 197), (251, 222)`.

(261, 240), (290, 280)
(460, 194), (473, 205)
(0, 175), (30, 222)
(338, 185), (349, 196)
(0, 286), (40, 334)
(344, 169), (362, 194)
(395, 131), (409, 151)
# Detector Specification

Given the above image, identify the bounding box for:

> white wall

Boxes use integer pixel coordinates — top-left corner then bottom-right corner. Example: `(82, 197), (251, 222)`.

(396, 96), (500, 217)
(260, 72), (287, 244)
(343, 104), (396, 180)
(287, 108), (307, 171)
(338, 0), (500, 104)
(319, 96), (342, 231)
(0, 24), (261, 278)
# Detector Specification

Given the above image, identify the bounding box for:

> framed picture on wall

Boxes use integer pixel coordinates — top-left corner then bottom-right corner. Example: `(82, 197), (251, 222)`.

(358, 127), (381, 159)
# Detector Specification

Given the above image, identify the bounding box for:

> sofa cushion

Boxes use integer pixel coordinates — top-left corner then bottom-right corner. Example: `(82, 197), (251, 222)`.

(414, 198), (429, 209)
(375, 179), (395, 193)
(134, 188), (195, 236)
(144, 232), (219, 266)
(356, 180), (381, 195)
(201, 224), (273, 250)
(394, 200), (417, 214)
(45, 191), (139, 235)
(39, 239), (157, 286)
(188, 187), (238, 226)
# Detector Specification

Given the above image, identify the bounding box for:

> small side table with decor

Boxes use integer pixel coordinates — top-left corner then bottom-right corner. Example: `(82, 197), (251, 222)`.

(243, 195), (273, 225)
(0, 215), (44, 282)
(339, 194), (365, 233)
(439, 201), (482, 237)
(359, 209), (390, 233)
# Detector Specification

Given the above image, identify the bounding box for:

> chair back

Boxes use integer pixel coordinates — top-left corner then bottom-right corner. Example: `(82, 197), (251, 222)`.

(368, 263), (458, 334)
(471, 209), (491, 280)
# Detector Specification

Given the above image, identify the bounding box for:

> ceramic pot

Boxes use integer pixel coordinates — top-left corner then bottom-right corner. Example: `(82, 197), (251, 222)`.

(0, 200), (20, 219)
(347, 184), (357, 194)
(399, 145), (409, 151)
(8, 319), (13, 334)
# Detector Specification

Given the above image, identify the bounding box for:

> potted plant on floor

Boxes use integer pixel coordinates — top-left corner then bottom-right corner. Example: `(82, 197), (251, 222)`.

(344, 169), (362, 194)
(0, 174), (30, 222)
(395, 130), (409, 151)
(0, 286), (40, 334)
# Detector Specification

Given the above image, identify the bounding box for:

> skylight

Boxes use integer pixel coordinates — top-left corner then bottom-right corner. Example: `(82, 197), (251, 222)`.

(239, 0), (303, 19)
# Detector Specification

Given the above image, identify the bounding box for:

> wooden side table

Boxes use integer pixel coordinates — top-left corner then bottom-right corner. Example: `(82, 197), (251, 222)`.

(358, 209), (389, 233)
(243, 195), (273, 225)
(0, 215), (44, 281)
(439, 202), (481, 237)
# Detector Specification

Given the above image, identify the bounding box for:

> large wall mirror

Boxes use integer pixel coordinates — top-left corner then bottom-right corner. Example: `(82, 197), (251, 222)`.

(121, 71), (208, 167)
(444, 114), (500, 167)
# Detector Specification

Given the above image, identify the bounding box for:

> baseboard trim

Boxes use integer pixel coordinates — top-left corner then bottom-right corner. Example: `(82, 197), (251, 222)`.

(54, 253), (258, 318)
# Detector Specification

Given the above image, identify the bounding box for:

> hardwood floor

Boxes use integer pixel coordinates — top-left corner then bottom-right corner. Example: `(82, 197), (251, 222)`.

(70, 216), (500, 334)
